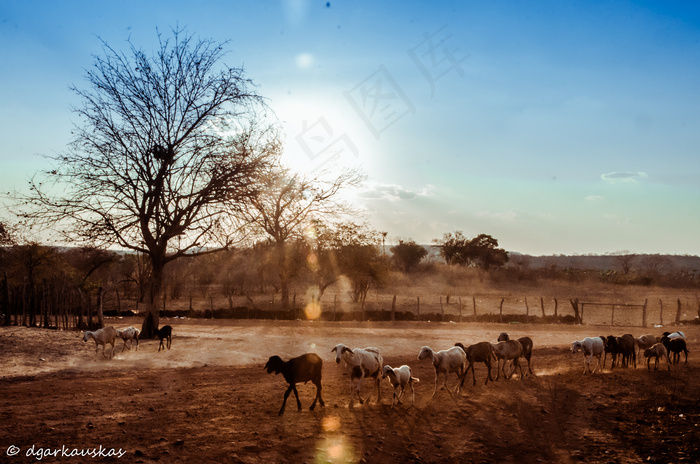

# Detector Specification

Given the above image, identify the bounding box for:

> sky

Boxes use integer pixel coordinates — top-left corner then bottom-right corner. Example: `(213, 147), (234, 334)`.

(1, 1), (699, 256)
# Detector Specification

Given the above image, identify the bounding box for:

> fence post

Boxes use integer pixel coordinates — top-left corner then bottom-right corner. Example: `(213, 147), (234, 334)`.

(391, 295), (396, 322)
(541, 297), (545, 318)
(472, 296), (477, 322)
(525, 297), (529, 323)
(440, 296), (444, 321)
(554, 298), (558, 321)
(642, 299), (648, 327)
(659, 298), (663, 326)
(570, 298), (580, 324)
(334, 295), (338, 321)
(676, 299), (682, 324)
(499, 297), (504, 323)
(611, 304), (615, 327)
(458, 297), (463, 323)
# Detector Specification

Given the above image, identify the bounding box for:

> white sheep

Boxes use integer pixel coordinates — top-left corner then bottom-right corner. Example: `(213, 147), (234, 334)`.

(116, 327), (140, 352)
(382, 365), (419, 408)
(82, 326), (118, 359)
(331, 343), (383, 408)
(571, 337), (605, 374)
(491, 340), (524, 380)
(417, 346), (467, 398)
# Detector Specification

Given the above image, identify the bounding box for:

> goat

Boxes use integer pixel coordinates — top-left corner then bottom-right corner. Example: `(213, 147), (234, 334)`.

(662, 331), (686, 340)
(644, 343), (671, 372)
(661, 335), (689, 365)
(634, 334), (658, 357)
(497, 332), (534, 375)
(491, 340), (524, 380)
(382, 365), (419, 408)
(82, 326), (118, 359)
(157, 325), (172, 351)
(418, 346), (467, 397)
(116, 327), (140, 352)
(455, 342), (495, 386)
(571, 337), (605, 374)
(264, 353), (325, 415)
(331, 343), (383, 408)
(605, 334), (636, 369)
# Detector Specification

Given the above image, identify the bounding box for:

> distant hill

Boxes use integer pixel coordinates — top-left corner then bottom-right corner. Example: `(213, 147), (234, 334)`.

(506, 253), (700, 273)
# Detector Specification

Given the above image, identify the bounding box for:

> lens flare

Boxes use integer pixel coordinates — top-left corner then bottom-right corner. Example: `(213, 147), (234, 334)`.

(305, 301), (322, 320)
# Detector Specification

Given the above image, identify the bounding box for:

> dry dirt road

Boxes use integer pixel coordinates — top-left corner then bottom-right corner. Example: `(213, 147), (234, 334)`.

(1, 318), (699, 463)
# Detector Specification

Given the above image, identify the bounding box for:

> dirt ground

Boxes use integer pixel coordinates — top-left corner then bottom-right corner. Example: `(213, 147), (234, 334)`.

(1, 318), (699, 463)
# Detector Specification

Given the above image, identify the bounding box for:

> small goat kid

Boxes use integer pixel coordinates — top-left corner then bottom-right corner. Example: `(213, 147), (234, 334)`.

(644, 343), (671, 372)
(157, 325), (172, 351)
(382, 365), (419, 408)
(116, 327), (140, 352)
(264, 353), (325, 415)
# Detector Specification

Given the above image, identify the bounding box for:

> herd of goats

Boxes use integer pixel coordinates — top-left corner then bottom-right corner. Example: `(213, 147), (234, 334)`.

(80, 324), (690, 416)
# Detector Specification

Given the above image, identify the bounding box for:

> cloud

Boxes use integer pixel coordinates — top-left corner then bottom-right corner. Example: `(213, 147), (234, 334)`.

(585, 195), (604, 201)
(358, 183), (435, 201)
(600, 172), (648, 183)
(476, 209), (518, 221)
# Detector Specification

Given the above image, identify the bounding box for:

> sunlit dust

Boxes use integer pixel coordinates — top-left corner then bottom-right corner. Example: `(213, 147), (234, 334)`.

(315, 435), (355, 464)
(307, 252), (319, 272)
(322, 415), (340, 432)
(303, 223), (318, 241)
(305, 300), (322, 320)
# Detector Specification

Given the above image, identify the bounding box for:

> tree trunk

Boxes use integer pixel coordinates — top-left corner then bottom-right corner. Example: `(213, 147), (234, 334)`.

(141, 262), (164, 338)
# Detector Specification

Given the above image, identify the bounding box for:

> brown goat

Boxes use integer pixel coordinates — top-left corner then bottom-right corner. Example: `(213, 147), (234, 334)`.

(455, 342), (495, 386)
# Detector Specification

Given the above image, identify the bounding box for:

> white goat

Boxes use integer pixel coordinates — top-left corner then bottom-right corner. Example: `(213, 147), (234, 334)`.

(491, 340), (524, 380)
(571, 337), (605, 374)
(331, 343), (383, 408)
(417, 346), (467, 398)
(663, 331), (686, 340)
(83, 326), (118, 359)
(116, 327), (140, 352)
(382, 365), (419, 408)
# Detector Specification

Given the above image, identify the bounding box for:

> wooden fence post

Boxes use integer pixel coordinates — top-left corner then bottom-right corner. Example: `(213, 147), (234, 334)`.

(554, 298), (558, 321)
(540, 297), (545, 318)
(440, 296), (444, 321)
(472, 296), (477, 322)
(391, 295), (396, 322)
(458, 297), (463, 323)
(611, 304), (615, 327)
(676, 299), (682, 324)
(642, 299), (648, 327)
(334, 295), (338, 321)
(525, 297), (529, 323)
(659, 298), (663, 326)
(499, 298), (504, 323)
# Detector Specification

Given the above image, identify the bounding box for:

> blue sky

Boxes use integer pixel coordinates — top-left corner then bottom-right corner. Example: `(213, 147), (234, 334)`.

(1, 1), (699, 255)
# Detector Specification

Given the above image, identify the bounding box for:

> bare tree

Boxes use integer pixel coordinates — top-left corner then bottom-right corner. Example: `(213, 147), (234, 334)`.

(242, 165), (362, 309)
(14, 29), (276, 336)
(612, 250), (636, 275)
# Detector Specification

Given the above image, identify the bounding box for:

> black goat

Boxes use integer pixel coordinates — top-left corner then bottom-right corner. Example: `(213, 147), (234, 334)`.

(264, 353), (325, 416)
(157, 325), (172, 351)
(661, 336), (689, 365)
(605, 334), (636, 368)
